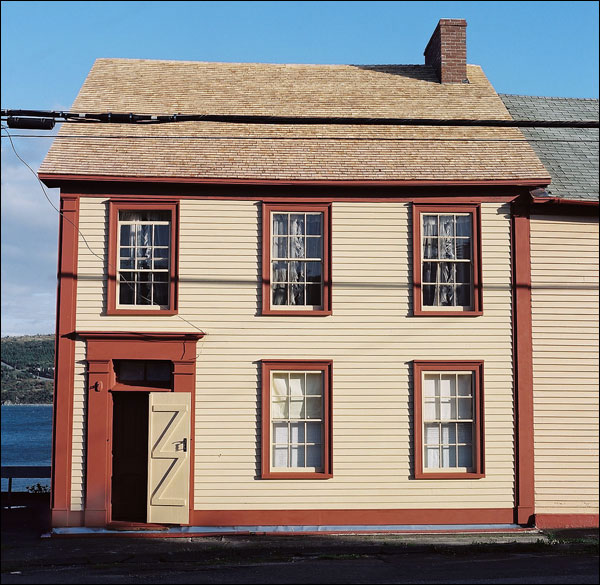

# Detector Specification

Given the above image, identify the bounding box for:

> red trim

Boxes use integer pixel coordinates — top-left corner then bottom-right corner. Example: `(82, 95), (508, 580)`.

(531, 195), (599, 207)
(412, 204), (483, 316)
(511, 197), (535, 526)
(39, 173), (550, 188)
(534, 514), (599, 529)
(190, 508), (512, 526)
(413, 361), (485, 480)
(51, 195), (79, 527)
(261, 360), (333, 479)
(106, 200), (179, 315)
(81, 332), (200, 527)
(261, 203), (332, 316)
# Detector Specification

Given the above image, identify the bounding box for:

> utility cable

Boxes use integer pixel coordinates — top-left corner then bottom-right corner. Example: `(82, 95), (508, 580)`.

(1, 125), (206, 337)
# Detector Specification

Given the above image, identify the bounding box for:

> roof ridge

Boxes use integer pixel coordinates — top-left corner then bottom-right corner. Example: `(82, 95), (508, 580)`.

(500, 93), (599, 102)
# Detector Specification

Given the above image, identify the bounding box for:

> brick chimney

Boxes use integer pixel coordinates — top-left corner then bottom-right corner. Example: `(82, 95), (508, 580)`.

(424, 19), (468, 83)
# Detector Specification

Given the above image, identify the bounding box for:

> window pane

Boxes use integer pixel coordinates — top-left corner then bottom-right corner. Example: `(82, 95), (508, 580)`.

(456, 238), (471, 260)
(458, 423), (472, 444)
(137, 224), (153, 247)
(424, 423), (439, 444)
(455, 263), (471, 284)
(458, 375), (472, 396)
(272, 373), (288, 397)
(290, 214), (305, 235)
(273, 262), (288, 283)
(441, 423), (456, 444)
(422, 263), (437, 283)
(440, 263), (454, 283)
(146, 361), (171, 381)
(306, 373), (322, 395)
(306, 214), (322, 235)
(273, 237), (287, 259)
(153, 283), (169, 306)
(119, 280), (134, 304)
(289, 397), (304, 419)
(458, 397), (473, 419)
(289, 261), (305, 283)
(306, 396), (322, 419)
(289, 374), (304, 396)
(423, 237), (438, 259)
(422, 285), (436, 306)
(273, 446), (288, 467)
(272, 284), (287, 305)
(306, 284), (321, 306)
(306, 262), (322, 283)
(273, 422), (289, 444)
(290, 422), (305, 443)
(138, 281), (152, 305)
(118, 361), (145, 381)
(306, 422), (322, 443)
(291, 284), (305, 305)
(291, 236), (305, 259)
(120, 225), (135, 247)
(440, 237), (455, 259)
(423, 400), (437, 420)
(306, 237), (322, 259)
(455, 215), (472, 237)
(306, 445), (322, 467)
(154, 248), (169, 269)
(458, 445), (473, 467)
(442, 446), (456, 467)
(272, 399), (288, 419)
(154, 224), (170, 246)
(440, 375), (455, 397)
(273, 214), (288, 235)
(456, 285), (471, 307)
(439, 285), (454, 306)
(440, 215), (454, 237)
(423, 375), (438, 398)
(425, 447), (439, 468)
(290, 446), (305, 467)
(423, 215), (438, 237)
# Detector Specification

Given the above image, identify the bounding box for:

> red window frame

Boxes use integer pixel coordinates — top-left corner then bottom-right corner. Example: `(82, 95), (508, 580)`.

(412, 203), (483, 316)
(261, 360), (333, 479)
(107, 200), (179, 315)
(413, 360), (485, 479)
(261, 202), (332, 316)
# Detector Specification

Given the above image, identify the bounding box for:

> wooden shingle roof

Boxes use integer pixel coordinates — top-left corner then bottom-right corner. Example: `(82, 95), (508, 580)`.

(40, 58), (550, 183)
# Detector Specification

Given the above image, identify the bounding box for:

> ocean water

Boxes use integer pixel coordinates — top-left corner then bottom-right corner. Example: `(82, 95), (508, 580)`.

(1, 404), (53, 492)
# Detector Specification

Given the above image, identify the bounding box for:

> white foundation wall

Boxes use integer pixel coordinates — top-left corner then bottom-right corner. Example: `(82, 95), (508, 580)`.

(73, 198), (515, 511)
(531, 214), (599, 515)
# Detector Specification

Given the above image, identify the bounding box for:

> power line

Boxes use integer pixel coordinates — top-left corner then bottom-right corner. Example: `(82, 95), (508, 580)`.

(1, 133), (597, 144)
(1, 109), (598, 129)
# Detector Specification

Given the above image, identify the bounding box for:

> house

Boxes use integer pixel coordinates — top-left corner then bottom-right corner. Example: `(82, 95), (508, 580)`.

(499, 94), (599, 528)
(39, 19), (599, 532)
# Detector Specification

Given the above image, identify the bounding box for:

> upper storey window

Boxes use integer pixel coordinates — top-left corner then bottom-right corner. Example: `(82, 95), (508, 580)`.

(107, 201), (178, 315)
(412, 204), (482, 316)
(262, 203), (331, 316)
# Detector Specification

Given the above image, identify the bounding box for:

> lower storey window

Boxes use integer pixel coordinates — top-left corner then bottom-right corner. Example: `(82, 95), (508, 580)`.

(261, 360), (332, 479)
(413, 361), (484, 479)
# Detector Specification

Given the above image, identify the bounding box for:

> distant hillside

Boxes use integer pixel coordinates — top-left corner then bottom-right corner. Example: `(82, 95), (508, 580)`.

(1, 335), (54, 404)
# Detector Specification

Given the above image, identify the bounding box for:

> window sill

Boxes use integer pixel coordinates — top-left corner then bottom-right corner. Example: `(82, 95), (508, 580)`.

(413, 309), (483, 317)
(262, 471), (333, 480)
(414, 472), (485, 480)
(106, 308), (178, 316)
(262, 309), (332, 317)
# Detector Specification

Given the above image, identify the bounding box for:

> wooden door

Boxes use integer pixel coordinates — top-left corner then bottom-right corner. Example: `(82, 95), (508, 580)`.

(147, 392), (191, 524)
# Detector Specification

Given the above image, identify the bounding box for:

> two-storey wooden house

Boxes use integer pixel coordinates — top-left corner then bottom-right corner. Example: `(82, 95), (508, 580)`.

(39, 19), (598, 532)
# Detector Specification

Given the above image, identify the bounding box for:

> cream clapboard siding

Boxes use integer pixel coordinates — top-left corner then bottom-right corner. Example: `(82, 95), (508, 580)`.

(72, 199), (514, 511)
(531, 214), (599, 515)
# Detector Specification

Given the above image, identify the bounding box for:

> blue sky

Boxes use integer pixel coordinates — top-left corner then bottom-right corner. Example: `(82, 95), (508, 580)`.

(1, 0), (599, 336)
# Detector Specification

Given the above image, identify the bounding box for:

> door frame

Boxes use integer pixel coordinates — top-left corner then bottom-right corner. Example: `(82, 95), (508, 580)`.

(78, 331), (203, 527)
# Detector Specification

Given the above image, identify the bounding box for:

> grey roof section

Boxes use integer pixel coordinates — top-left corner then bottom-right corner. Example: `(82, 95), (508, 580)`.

(500, 94), (599, 202)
